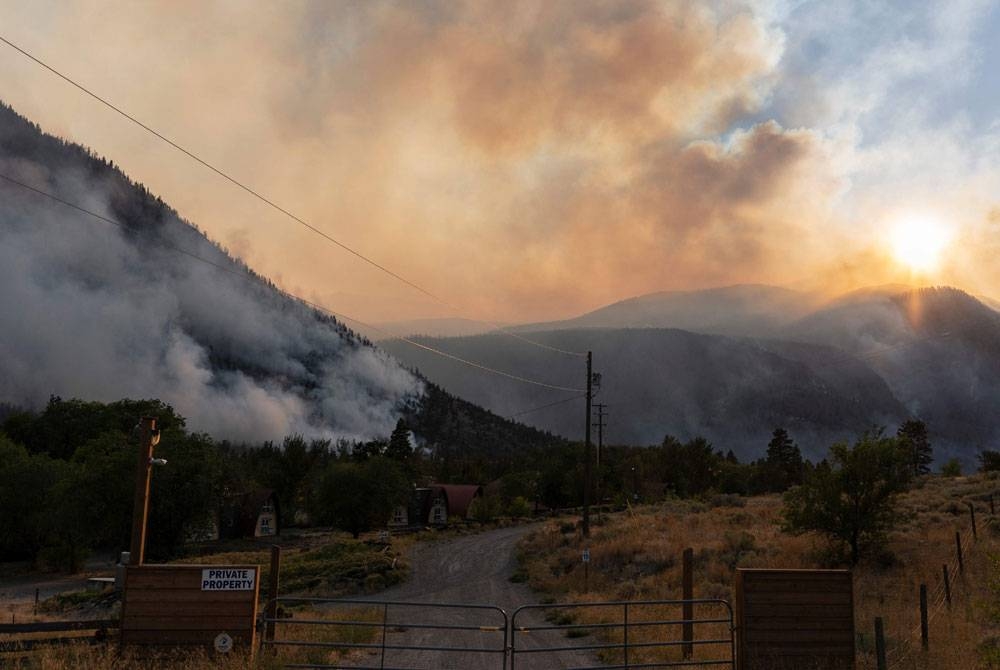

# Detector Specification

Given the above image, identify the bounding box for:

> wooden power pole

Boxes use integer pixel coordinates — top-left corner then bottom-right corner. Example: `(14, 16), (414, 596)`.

(593, 403), (607, 515)
(583, 351), (593, 538)
(129, 416), (160, 565)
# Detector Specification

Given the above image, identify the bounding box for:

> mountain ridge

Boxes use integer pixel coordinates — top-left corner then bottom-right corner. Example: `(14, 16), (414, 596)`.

(0, 100), (559, 454)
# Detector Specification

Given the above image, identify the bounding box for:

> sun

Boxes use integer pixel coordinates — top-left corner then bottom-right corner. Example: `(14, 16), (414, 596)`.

(889, 215), (952, 273)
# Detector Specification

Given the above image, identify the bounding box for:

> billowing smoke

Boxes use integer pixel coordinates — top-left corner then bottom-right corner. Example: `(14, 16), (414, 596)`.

(0, 105), (423, 442)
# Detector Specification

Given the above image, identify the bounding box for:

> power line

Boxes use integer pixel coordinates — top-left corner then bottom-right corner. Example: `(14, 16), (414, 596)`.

(510, 393), (587, 418)
(0, 172), (586, 394)
(0, 34), (587, 359)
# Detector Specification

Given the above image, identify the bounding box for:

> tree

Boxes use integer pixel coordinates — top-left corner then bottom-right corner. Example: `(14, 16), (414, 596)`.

(353, 439), (387, 462)
(979, 450), (1000, 472)
(312, 457), (410, 538)
(761, 428), (805, 492)
(897, 419), (933, 476)
(658, 436), (721, 497)
(941, 458), (962, 477)
(385, 419), (414, 463)
(0, 434), (68, 564)
(782, 431), (911, 565)
(145, 430), (226, 559)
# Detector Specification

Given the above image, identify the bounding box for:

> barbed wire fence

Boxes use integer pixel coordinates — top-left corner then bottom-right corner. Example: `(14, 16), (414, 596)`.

(876, 495), (995, 670)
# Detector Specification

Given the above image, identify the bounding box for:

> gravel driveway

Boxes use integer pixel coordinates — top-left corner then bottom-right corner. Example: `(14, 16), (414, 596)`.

(364, 524), (601, 669)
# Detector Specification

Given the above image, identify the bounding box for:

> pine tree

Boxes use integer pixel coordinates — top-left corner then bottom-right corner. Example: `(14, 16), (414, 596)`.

(764, 427), (804, 491)
(386, 418), (413, 462)
(896, 419), (932, 476)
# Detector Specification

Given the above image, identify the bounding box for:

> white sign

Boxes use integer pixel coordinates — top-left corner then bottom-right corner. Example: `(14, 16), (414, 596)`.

(214, 632), (233, 653)
(201, 568), (256, 591)
(582, 549), (590, 563)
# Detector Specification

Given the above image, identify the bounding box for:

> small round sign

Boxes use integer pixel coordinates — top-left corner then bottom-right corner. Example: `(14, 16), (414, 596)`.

(214, 632), (233, 654)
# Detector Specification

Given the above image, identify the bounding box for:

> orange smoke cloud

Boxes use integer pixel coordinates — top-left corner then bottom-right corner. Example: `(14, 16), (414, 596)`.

(0, 1), (857, 323)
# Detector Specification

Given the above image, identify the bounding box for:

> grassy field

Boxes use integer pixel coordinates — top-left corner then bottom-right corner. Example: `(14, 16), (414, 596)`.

(517, 472), (1000, 669)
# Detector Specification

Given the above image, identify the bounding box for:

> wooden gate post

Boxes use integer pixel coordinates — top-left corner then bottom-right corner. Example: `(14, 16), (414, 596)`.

(919, 584), (928, 650)
(874, 617), (887, 670)
(265, 545), (282, 644)
(956, 532), (964, 574)
(682, 548), (693, 659)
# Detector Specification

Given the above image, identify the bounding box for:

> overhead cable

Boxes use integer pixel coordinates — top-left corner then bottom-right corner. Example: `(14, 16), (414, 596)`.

(0, 35), (586, 359)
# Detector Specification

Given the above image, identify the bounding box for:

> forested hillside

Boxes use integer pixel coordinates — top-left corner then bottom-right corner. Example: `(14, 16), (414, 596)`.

(382, 328), (907, 460)
(0, 101), (564, 457)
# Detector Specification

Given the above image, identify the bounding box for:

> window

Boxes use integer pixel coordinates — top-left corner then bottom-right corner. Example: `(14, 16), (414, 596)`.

(260, 517), (272, 535)
(393, 507), (406, 524)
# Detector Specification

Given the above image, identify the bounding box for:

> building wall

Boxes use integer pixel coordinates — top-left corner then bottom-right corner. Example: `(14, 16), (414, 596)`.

(429, 497), (448, 525)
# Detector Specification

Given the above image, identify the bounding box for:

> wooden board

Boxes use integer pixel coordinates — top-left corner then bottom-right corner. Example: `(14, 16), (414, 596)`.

(120, 564), (259, 651)
(736, 569), (855, 670)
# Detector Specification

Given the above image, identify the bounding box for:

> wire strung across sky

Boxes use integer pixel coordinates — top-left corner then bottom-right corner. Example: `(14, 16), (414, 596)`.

(0, 172), (586, 394)
(510, 393), (587, 419)
(0, 34), (587, 359)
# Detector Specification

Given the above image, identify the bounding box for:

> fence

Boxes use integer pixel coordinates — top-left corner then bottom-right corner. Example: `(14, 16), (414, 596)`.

(259, 596), (735, 670)
(509, 599), (735, 669)
(0, 619), (117, 653)
(260, 596), (509, 669)
(873, 497), (994, 669)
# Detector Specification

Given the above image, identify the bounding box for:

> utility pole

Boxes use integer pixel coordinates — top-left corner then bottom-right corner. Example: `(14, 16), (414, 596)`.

(593, 404), (607, 469)
(582, 352), (599, 538)
(129, 417), (160, 565)
(593, 403), (607, 516)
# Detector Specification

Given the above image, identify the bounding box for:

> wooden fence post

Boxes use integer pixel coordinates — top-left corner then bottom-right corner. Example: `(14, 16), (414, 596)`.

(264, 545), (282, 646)
(956, 532), (964, 574)
(919, 584), (928, 650)
(682, 547), (693, 659)
(874, 617), (887, 670)
(969, 502), (978, 539)
(990, 494), (995, 516)
(942, 564), (951, 607)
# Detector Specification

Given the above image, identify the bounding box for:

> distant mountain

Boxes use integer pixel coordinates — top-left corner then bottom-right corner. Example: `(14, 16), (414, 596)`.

(788, 286), (1000, 451)
(0, 101), (558, 453)
(381, 328), (906, 460)
(516, 284), (821, 337)
(383, 285), (1000, 462)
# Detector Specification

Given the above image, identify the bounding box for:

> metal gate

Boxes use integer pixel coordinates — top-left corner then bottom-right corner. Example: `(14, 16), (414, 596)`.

(510, 598), (735, 669)
(260, 596), (508, 669)
(261, 597), (734, 669)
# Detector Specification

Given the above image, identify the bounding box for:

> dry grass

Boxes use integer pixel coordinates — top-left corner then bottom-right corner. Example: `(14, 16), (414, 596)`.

(2, 605), (381, 669)
(519, 473), (1000, 669)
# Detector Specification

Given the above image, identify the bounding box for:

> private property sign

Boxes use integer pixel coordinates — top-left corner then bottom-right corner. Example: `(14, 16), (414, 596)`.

(201, 568), (256, 591)
(121, 564), (260, 650)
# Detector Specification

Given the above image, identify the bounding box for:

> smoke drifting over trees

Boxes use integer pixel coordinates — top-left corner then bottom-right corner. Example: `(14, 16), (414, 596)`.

(0, 102), (422, 442)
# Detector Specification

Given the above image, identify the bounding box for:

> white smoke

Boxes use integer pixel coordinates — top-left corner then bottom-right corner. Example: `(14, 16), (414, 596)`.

(0, 135), (423, 443)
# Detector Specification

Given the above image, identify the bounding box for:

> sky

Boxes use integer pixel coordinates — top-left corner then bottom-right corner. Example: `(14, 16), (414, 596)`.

(1, 0), (1000, 326)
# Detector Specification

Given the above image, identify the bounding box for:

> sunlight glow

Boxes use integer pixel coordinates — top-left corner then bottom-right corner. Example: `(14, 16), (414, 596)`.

(889, 215), (952, 273)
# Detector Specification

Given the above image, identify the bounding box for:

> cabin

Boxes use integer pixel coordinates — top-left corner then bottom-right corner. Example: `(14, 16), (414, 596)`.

(219, 489), (281, 539)
(390, 484), (483, 528)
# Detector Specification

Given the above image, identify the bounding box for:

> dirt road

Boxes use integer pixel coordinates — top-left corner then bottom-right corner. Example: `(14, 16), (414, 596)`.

(364, 524), (600, 669)
(0, 555), (116, 619)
